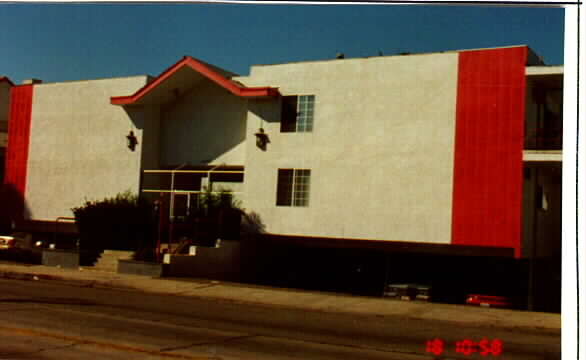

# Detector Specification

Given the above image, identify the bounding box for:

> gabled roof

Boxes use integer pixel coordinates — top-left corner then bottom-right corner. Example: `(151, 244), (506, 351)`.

(0, 77), (14, 86)
(111, 56), (279, 106)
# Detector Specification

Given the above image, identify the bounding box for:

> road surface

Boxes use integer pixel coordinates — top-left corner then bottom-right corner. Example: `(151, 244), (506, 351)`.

(0, 278), (560, 359)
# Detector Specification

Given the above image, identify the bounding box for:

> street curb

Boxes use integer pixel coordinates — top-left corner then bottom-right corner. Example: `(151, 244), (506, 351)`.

(0, 270), (128, 290)
(0, 270), (60, 282)
(0, 268), (561, 336)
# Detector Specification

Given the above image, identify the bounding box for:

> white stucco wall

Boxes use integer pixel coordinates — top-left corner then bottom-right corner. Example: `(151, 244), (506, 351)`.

(160, 80), (247, 167)
(25, 76), (151, 220)
(238, 53), (459, 243)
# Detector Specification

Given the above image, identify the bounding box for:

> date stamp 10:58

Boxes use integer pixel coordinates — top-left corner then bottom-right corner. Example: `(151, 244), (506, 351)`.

(426, 338), (503, 357)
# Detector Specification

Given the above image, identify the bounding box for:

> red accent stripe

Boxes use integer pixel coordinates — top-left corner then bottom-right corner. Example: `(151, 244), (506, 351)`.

(111, 57), (279, 105)
(451, 47), (527, 258)
(4, 85), (34, 217)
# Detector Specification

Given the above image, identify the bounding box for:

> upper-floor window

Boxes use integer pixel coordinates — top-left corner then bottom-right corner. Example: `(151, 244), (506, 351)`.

(281, 95), (315, 133)
(276, 169), (311, 207)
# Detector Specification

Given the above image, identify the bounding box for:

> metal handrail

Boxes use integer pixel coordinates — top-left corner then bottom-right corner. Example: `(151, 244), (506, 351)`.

(53, 217), (76, 249)
(142, 189), (242, 194)
(142, 166), (244, 258)
(143, 170), (243, 174)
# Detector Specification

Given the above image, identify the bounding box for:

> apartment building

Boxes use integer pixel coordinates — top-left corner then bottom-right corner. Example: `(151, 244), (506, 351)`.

(2, 45), (562, 262)
(0, 77), (13, 182)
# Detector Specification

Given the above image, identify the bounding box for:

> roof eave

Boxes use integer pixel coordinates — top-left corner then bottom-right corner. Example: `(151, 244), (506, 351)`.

(110, 56), (280, 106)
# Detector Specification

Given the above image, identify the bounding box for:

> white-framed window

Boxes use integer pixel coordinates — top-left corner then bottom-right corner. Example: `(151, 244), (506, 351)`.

(280, 95), (315, 133)
(276, 169), (311, 207)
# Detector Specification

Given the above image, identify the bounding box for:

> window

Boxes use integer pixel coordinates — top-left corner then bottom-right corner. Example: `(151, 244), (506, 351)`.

(280, 95), (315, 133)
(276, 169), (311, 207)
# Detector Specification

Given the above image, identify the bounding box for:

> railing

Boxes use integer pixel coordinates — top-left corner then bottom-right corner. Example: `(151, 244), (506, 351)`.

(524, 127), (563, 151)
(141, 168), (244, 259)
(53, 216), (76, 249)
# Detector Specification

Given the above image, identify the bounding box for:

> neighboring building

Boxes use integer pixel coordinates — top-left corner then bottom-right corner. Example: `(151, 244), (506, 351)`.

(0, 76), (13, 183)
(2, 45), (562, 262)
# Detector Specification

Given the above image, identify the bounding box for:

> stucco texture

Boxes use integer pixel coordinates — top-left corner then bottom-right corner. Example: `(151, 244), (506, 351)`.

(160, 80), (247, 167)
(239, 53), (459, 243)
(25, 76), (150, 220)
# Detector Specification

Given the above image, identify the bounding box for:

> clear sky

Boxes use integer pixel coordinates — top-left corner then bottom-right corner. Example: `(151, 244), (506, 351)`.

(0, 3), (564, 84)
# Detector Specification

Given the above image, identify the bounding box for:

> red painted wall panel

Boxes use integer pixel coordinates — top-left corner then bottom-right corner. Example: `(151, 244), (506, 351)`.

(3, 85), (34, 218)
(451, 47), (527, 258)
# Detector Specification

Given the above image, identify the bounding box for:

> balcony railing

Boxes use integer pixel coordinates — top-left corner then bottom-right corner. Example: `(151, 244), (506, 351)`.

(524, 127), (563, 151)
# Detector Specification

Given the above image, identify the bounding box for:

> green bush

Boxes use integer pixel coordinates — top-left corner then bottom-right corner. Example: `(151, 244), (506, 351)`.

(194, 187), (242, 218)
(71, 191), (155, 252)
(187, 187), (243, 244)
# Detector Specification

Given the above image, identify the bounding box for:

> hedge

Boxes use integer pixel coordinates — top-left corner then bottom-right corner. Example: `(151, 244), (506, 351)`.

(71, 191), (155, 251)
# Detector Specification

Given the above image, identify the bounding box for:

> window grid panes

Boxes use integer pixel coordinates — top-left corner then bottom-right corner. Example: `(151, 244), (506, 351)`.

(293, 169), (310, 206)
(280, 95), (315, 133)
(296, 95), (314, 132)
(276, 169), (311, 207)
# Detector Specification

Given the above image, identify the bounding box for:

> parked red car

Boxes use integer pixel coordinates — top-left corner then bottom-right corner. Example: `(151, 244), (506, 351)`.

(466, 294), (512, 308)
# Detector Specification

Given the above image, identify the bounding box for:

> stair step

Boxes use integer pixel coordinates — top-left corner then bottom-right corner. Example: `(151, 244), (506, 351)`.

(102, 250), (134, 256)
(90, 250), (134, 271)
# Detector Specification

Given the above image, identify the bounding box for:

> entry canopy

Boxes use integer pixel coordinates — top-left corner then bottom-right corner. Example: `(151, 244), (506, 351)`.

(111, 56), (280, 106)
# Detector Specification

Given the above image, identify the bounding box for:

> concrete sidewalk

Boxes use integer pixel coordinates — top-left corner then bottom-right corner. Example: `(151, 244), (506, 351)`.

(0, 262), (560, 335)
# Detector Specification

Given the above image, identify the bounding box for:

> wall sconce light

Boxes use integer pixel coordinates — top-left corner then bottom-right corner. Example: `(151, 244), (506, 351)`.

(255, 128), (270, 151)
(126, 130), (138, 151)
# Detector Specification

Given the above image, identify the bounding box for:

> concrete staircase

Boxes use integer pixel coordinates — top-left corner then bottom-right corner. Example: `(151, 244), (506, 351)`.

(92, 250), (133, 272)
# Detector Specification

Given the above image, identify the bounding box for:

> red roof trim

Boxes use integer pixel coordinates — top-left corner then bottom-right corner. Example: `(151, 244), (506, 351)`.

(0, 77), (14, 87)
(111, 56), (279, 105)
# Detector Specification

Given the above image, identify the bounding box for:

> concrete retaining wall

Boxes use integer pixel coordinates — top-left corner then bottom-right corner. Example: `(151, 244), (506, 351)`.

(118, 259), (164, 277)
(165, 240), (242, 281)
(42, 249), (79, 269)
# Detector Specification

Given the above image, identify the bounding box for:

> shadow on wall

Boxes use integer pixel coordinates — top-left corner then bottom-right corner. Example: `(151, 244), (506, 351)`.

(248, 99), (281, 125)
(248, 99), (281, 152)
(156, 82), (251, 165)
(0, 183), (31, 234)
(124, 107), (147, 134)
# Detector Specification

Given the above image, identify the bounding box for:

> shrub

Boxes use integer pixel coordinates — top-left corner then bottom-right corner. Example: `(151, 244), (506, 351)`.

(193, 187), (242, 218)
(187, 187), (243, 244)
(71, 191), (155, 252)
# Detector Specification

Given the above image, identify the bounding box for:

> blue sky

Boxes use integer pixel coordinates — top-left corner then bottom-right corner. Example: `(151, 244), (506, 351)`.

(0, 3), (564, 84)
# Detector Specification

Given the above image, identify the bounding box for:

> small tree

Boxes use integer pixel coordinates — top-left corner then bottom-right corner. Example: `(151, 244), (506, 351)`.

(195, 187), (242, 217)
(190, 187), (243, 244)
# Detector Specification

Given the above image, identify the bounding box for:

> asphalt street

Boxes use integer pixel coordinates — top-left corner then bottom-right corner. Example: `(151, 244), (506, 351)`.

(0, 277), (560, 360)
